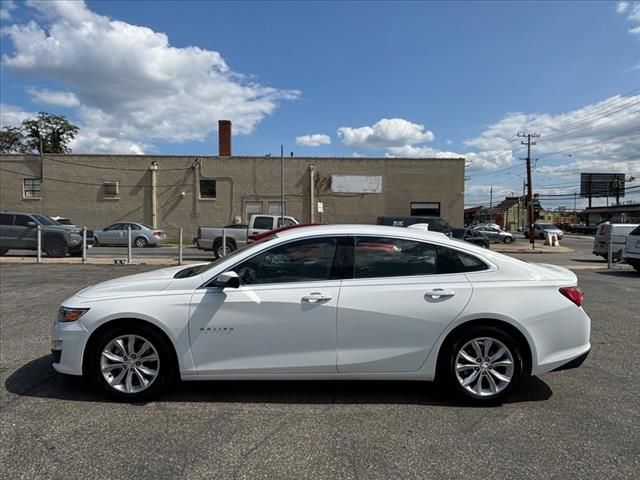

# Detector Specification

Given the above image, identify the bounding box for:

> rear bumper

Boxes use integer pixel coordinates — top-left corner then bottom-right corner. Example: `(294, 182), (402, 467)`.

(551, 348), (590, 372)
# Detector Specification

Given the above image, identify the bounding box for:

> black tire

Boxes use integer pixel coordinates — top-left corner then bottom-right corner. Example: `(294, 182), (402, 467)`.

(134, 236), (148, 248)
(523, 232), (529, 239)
(69, 249), (83, 257)
(93, 237), (100, 247)
(442, 326), (524, 405)
(503, 236), (513, 244)
(213, 238), (236, 259)
(0, 247), (8, 256)
(633, 265), (640, 272)
(43, 236), (69, 257)
(87, 324), (176, 402)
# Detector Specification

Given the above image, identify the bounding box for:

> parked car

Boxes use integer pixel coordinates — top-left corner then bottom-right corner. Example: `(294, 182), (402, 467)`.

(247, 223), (320, 244)
(592, 223), (639, 261)
(93, 222), (166, 248)
(443, 227), (491, 249)
(523, 223), (564, 240)
(471, 225), (515, 244)
(376, 216), (453, 235)
(197, 215), (298, 258)
(621, 225), (640, 272)
(52, 224), (591, 404)
(0, 211), (92, 257)
(50, 216), (75, 226)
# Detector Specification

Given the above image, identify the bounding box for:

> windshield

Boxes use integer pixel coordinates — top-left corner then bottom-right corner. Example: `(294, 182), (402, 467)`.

(32, 214), (59, 226)
(538, 224), (556, 229)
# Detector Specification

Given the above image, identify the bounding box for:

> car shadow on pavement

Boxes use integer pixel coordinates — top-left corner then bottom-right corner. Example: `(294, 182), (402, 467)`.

(5, 355), (553, 407)
(594, 269), (639, 278)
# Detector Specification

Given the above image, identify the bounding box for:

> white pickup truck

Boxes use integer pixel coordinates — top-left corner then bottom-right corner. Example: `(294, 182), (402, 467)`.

(197, 214), (298, 258)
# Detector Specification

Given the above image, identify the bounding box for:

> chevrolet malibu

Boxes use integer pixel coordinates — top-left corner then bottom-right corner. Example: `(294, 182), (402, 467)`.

(52, 225), (591, 404)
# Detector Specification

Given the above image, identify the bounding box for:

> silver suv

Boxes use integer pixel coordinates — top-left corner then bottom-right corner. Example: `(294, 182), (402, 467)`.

(0, 212), (92, 257)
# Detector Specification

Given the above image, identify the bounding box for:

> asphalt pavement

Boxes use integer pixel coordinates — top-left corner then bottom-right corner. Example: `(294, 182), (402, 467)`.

(1, 239), (638, 479)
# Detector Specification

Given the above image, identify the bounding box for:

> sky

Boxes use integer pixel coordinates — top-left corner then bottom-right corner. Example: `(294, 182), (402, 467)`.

(1, 0), (639, 209)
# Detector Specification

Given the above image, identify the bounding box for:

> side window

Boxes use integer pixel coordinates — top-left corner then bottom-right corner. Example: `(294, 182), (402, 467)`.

(436, 246), (489, 273)
(233, 238), (338, 285)
(129, 224), (141, 230)
(354, 237), (437, 278)
(0, 214), (13, 226)
(353, 237), (488, 278)
(277, 217), (297, 228)
(105, 224), (122, 231)
(253, 216), (273, 230)
(14, 215), (33, 227)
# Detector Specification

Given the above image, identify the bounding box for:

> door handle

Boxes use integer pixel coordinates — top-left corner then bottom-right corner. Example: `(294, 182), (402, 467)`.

(301, 292), (332, 303)
(425, 289), (455, 299)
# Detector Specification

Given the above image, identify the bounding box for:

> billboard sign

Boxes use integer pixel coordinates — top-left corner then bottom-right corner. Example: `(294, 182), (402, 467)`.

(580, 173), (625, 198)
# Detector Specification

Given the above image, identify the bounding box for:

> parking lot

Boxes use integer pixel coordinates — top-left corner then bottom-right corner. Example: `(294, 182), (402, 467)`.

(1, 241), (638, 480)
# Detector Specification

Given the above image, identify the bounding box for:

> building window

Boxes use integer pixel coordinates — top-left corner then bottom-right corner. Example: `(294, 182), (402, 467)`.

(245, 201), (263, 221)
(410, 202), (440, 217)
(268, 201), (286, 216)
(200, 179), (216, 199)
(103, 181), (119, 198)
(23, 178), (41, 199)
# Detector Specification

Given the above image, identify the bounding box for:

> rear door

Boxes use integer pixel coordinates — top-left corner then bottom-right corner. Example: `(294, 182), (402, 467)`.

(337, 236), (476, 373)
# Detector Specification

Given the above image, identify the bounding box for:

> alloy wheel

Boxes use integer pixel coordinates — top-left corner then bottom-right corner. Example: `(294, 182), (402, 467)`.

(455, 337), (514, 397)
(135, 237), (148, 248)
(100, 334), (160, 394)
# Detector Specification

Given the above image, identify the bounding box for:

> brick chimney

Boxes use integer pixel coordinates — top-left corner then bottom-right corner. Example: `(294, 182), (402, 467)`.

(218, 120), (232, 157)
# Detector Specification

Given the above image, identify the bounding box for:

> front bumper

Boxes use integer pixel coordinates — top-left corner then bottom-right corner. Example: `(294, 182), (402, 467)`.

(51, 319), (89, 376)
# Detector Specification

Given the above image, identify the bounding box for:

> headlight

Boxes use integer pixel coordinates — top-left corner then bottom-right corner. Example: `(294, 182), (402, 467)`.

(57, 307), (90, 322)
(70, 233), (82, 240)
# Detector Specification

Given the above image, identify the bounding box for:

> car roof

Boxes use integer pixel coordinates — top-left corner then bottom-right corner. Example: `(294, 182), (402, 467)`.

(275, 224), (457, 244)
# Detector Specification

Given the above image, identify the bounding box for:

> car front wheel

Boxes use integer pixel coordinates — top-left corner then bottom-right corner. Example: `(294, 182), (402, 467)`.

(88, 325), (175, 401)
(503, 236), (513, 244)
(444, 326), (523, 404)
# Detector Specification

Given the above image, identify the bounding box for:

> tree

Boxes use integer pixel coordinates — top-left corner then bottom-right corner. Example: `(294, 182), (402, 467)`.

(0, 112), (79, 154)
(0, 126), (28, 153)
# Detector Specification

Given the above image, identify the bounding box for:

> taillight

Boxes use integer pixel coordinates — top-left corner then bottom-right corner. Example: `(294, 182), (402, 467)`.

(153, 231), (162, 237)
(559, 286), (584, 307)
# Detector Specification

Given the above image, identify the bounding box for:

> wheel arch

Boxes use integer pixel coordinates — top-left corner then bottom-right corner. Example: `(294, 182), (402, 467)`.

(82, 317), (180, 377)
(434, 318), (533, 379)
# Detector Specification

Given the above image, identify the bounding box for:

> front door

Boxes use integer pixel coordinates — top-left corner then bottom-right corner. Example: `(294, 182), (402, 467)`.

(337, 236), (475, 373)
(188, 236), (342, 374)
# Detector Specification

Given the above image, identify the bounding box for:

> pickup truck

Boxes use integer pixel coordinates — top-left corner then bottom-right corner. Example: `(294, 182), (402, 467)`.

(197, 215), (298, 258)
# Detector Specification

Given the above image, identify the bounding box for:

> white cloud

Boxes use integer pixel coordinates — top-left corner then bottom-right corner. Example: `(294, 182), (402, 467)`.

(0, 103), (35, 126)
(617, 2), (629, 14)
(617, 1), (640, 36)
(1, 0), (299, 153)
(0, 0), (16, 20)
(295, 133), (331, 147)
(338, 118), (434, 149)
(26, 87), (80, 107)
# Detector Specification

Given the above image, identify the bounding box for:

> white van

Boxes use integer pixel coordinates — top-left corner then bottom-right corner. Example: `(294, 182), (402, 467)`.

(622, 225), (640, 272)
(593, 223), (640, 261)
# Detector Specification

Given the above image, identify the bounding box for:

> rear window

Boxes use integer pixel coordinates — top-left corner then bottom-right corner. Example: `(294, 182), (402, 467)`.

(630, 226), (640, 236)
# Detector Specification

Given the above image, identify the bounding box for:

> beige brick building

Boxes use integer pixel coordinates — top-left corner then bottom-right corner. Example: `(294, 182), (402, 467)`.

(0, 143), (465, 239)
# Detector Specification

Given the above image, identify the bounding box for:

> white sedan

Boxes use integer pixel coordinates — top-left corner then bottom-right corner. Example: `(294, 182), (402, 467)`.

(52, 225), (591, 404)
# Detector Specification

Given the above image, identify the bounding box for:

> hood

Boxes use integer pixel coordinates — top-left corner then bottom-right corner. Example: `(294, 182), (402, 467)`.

(76, 265), (188, 299)
(46, 224), (83, 234)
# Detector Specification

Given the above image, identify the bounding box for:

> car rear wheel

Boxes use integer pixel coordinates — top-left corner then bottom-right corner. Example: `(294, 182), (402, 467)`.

(44, 236), (68, 257)
(134, 236), (148, 248)
(88, 325), (175, 402)
(503, 236), (513, 244)
(213, 239), (236, 259)
(444, 326), (523, 404)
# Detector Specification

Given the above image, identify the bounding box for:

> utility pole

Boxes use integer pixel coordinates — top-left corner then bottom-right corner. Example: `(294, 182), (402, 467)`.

(280, 144), (285, 225)
(519, 132), (540, 249)
(489, 186), (493, 223)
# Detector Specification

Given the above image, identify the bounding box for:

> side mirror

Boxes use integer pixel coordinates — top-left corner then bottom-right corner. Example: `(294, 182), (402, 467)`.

(213, 271), (240, 289)
(26, 221), (37, 228)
